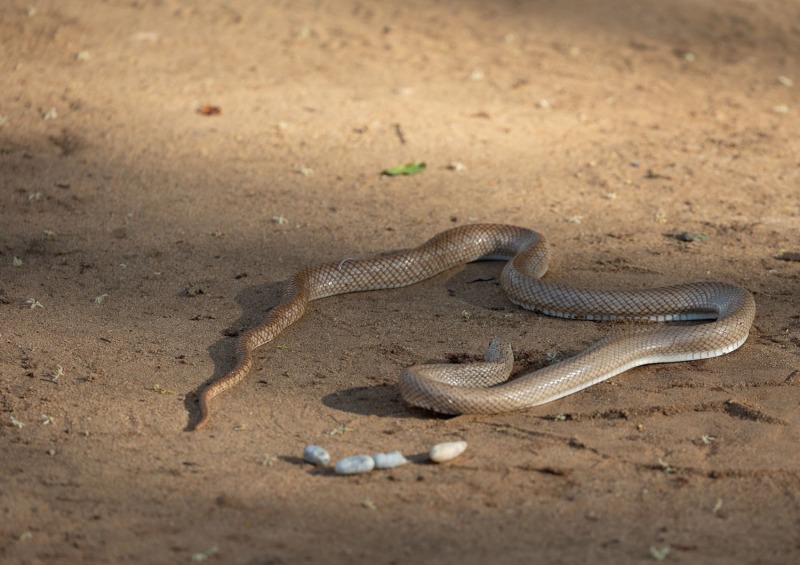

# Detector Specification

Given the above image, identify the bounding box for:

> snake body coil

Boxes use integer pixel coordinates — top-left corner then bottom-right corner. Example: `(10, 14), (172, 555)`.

(195, 224), (755, 429)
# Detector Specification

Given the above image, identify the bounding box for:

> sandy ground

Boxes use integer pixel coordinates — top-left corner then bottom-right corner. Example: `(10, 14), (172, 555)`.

(2, 0), (800, 563)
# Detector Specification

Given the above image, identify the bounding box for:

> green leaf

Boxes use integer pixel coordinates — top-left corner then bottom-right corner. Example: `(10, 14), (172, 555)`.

(382, 162), (426, 176)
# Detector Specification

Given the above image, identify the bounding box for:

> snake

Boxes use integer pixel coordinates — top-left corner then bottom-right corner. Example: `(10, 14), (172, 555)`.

(194, 224), (755, 430)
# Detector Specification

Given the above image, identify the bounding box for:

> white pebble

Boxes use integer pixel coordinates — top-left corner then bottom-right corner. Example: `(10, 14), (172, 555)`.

(303, 445), (330, 466)
(429, 441), (468, 463)
(334, 455), (375, 475)
(373, 451), (409, 469)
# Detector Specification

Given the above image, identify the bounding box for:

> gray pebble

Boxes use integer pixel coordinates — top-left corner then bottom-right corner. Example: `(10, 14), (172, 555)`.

(303, 445), (330, 466)
(334, 454), (375, 475)
(373, 450), (409, 469)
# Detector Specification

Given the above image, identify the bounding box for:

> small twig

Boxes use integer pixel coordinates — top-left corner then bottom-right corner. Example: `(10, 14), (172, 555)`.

(393, 123), (406, 144)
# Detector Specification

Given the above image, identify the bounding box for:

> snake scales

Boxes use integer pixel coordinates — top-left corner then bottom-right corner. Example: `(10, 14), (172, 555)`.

(194, 224), (755, 430)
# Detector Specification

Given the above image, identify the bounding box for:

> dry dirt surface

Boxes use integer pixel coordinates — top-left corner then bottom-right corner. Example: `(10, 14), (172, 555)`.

(2, 1), (800, 563)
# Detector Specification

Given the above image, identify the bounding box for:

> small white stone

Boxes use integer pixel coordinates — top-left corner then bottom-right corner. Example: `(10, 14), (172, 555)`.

(334, 455), (375, 475)
(373, 451), (409, 469)
(429, 441), (468, 463)
(303, 445), (330, 466)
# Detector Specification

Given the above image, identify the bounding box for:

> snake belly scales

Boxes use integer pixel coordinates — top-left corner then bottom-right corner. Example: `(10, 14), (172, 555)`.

(194, 224), (755, 430)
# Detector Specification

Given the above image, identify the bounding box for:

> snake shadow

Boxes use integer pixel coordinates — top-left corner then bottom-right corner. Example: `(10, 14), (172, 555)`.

(320, 384), (447, 420)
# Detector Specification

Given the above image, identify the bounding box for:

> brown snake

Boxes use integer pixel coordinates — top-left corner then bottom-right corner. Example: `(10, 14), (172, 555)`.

(194, 224), (755, 430)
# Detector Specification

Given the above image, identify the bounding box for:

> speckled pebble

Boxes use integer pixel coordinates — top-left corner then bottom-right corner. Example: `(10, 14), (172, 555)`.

(303, 445), (330, 466)
(334, 454), (375, 475)
(373, 451), (409, 469)
(429, 441), (468, 463)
